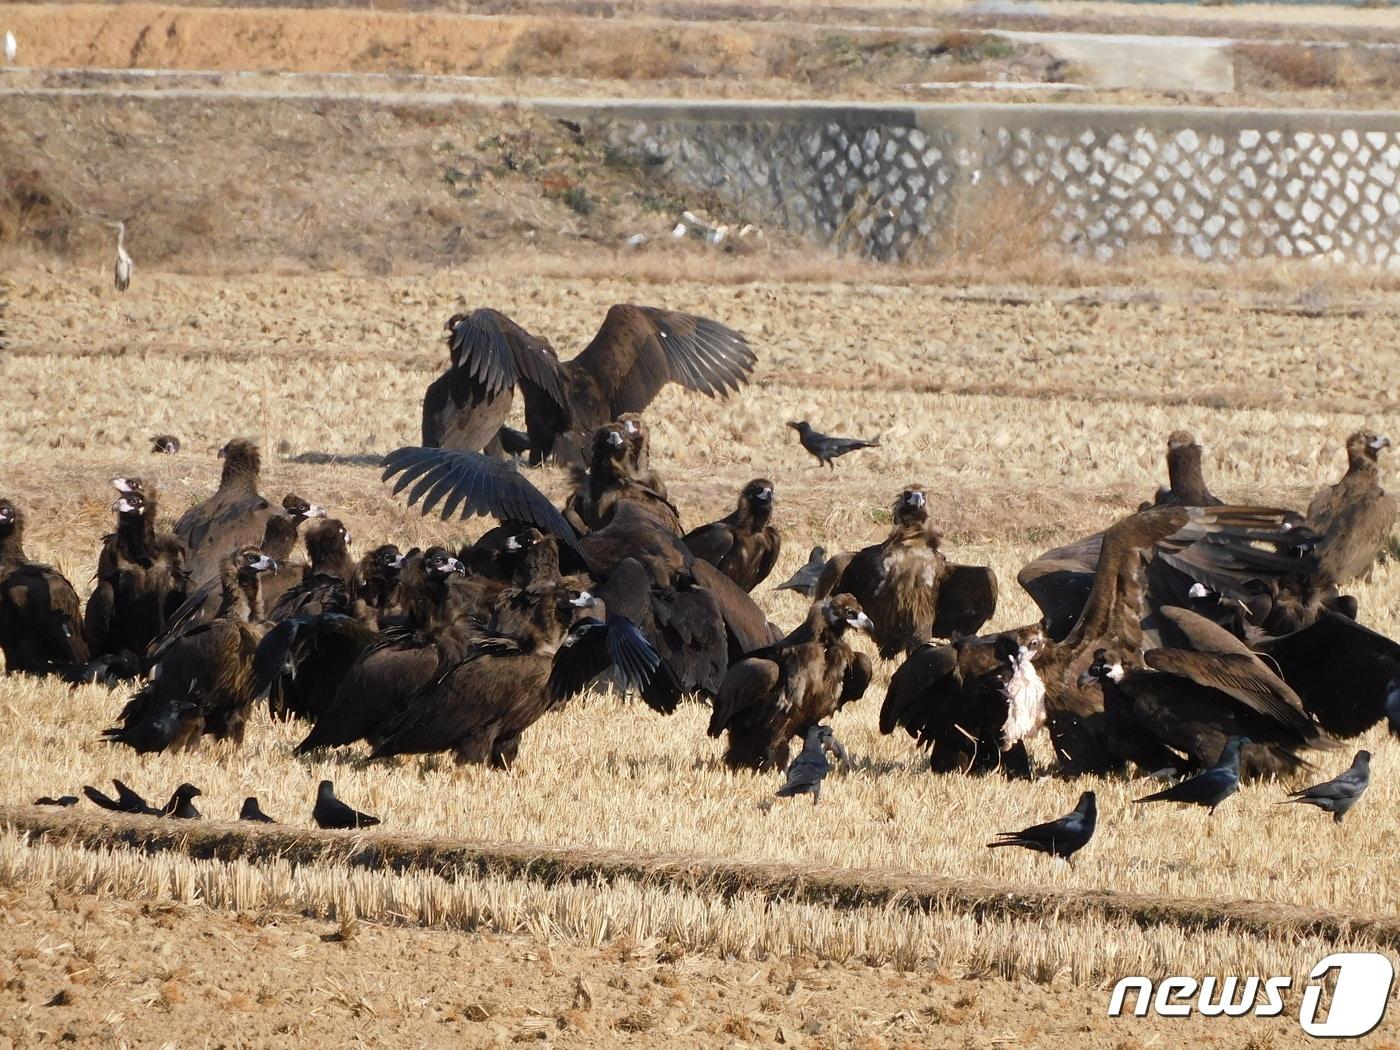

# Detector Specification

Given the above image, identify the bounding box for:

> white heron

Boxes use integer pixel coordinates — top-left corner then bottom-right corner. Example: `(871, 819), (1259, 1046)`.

(106, 221), (131, 292)
(4, 31), (16, 65)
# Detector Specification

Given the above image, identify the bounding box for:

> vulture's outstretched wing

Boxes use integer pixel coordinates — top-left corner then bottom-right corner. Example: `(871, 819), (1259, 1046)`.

(1254, 611), (1400, 738)
(381, 447), (584, 557)
(446, 309), (569, 409)
(570, 305), (756, 417)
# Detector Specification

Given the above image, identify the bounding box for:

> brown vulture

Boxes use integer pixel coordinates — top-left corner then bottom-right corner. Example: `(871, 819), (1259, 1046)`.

(105, 546), (276, 752)
(565, 424), (681, 534)
(683, 478), (782, 592)
(0, 499), (90, 675)
(420, 304), (756, 463)
(1306, 430), (1395, 583)
(251, 494), (328, 612)
(707, 594), (874, 771)
(174, 439), (281, 585)
(815, 485), (997, 658)
(85, 485), (190, 663)
(1139, 430), (1223, 510)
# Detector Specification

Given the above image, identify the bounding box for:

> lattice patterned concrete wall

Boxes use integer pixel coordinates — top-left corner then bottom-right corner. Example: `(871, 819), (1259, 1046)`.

(579, 102), (1400, 265)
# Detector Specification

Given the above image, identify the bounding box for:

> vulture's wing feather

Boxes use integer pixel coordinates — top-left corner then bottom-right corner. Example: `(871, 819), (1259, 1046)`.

(448, 309), (568, 408)
(570, 305), (756, 418)
(381, 447), (584, 556)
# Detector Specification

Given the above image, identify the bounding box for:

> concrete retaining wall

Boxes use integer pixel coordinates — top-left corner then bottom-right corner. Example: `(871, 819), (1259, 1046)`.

(569, 100), (1400, 265)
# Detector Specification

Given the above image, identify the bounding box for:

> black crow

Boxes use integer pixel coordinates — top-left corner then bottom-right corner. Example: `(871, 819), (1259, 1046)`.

(312, 780), (380, 830)
(497, 425), (534, 462)
(239, 796), (277, 823)
(102, 696), (199, 754)
(987, 790), (1096, 862)
(786, 421), (880, 468)
(1135, 736), (1248, 814)
(83, 778), (160, 815)
(161, 783), (202, 819)
(33, 795), (79, 807)
(1280, 749), (1371, 823)
(773, 546), (827, 597)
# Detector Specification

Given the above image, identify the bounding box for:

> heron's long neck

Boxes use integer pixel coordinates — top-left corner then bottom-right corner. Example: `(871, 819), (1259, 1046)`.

(115, 225), (126, 251)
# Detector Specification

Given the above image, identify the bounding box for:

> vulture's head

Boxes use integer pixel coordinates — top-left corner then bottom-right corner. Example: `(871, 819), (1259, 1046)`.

(821, 593), (873, 635)
(282, 493), (327, 523)
(1077, 648), (1126, 689)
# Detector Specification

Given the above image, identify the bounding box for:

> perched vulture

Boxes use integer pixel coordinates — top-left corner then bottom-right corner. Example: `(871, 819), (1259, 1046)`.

(174, 439), (280, 585)
(707, 594), (874, 771)
(1139, 430), (1222, 510)
(816, 485), (997, 658)
(421, 304), (755, 463)
(105, 547), (276, 752)
(85, 485), (190, 663)
(1306, 430), (1395, 583)
(683, 478), (782, 592)
(0, 499), (90, 675)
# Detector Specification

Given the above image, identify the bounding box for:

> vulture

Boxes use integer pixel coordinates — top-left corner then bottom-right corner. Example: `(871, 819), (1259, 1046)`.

(1306, 430), (1395, 583)
(0, 499), (90, 675)
(256, 494), (329, 611)
(370, 588), (664, 769)
(381, 442), (779, 699)
(292, 547), (471, 754)
(565, 423), (681, 534)
(105, 546), (276, 752)
(355, 543), (407, 619)
(683, 478), (782, 592)
(815, 485), (997, 658)
(879, 629), (1047, 779)
(1078, 608), (1335, 780)
(617, 413), (667, 497)
(175, 439), (281, 585)
(266, 519), (357, 622)
(421, 304), (755, 463)
(1019, 499), (1333, 645)
(707, 594), (874, 771)
(1139, 430), (1222, 510)
(85, 485), (190, 662)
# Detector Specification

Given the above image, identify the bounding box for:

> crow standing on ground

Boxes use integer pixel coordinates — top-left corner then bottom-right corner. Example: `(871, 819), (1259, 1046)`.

(162, 783), (202, 819)
(775, 724), (848, 805)
(786, 421), (880, 468)
(987, 790), (1097, 862)
(1280, 749), (1371, 823)
(239, 796), (277, 823)
(312, 780), (380, 829)
(1135, 736), (1248, 815)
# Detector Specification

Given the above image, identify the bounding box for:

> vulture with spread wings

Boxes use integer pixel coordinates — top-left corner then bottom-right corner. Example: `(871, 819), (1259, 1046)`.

(421, 304), (756, 463)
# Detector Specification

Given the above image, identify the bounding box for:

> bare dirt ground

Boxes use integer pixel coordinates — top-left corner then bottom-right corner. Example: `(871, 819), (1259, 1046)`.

(4, 883), (1356, 1049)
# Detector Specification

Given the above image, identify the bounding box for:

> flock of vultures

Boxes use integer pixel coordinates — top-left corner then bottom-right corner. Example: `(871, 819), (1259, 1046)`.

(4, 302), (1399, 850)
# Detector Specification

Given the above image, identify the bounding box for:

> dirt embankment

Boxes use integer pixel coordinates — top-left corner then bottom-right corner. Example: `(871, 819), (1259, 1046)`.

(1, 3), (1054, 83)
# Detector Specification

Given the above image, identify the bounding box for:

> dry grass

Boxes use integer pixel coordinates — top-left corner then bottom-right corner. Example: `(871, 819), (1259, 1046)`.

(0, 828), (1384, 986)
(0, 269), (1394, 985)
